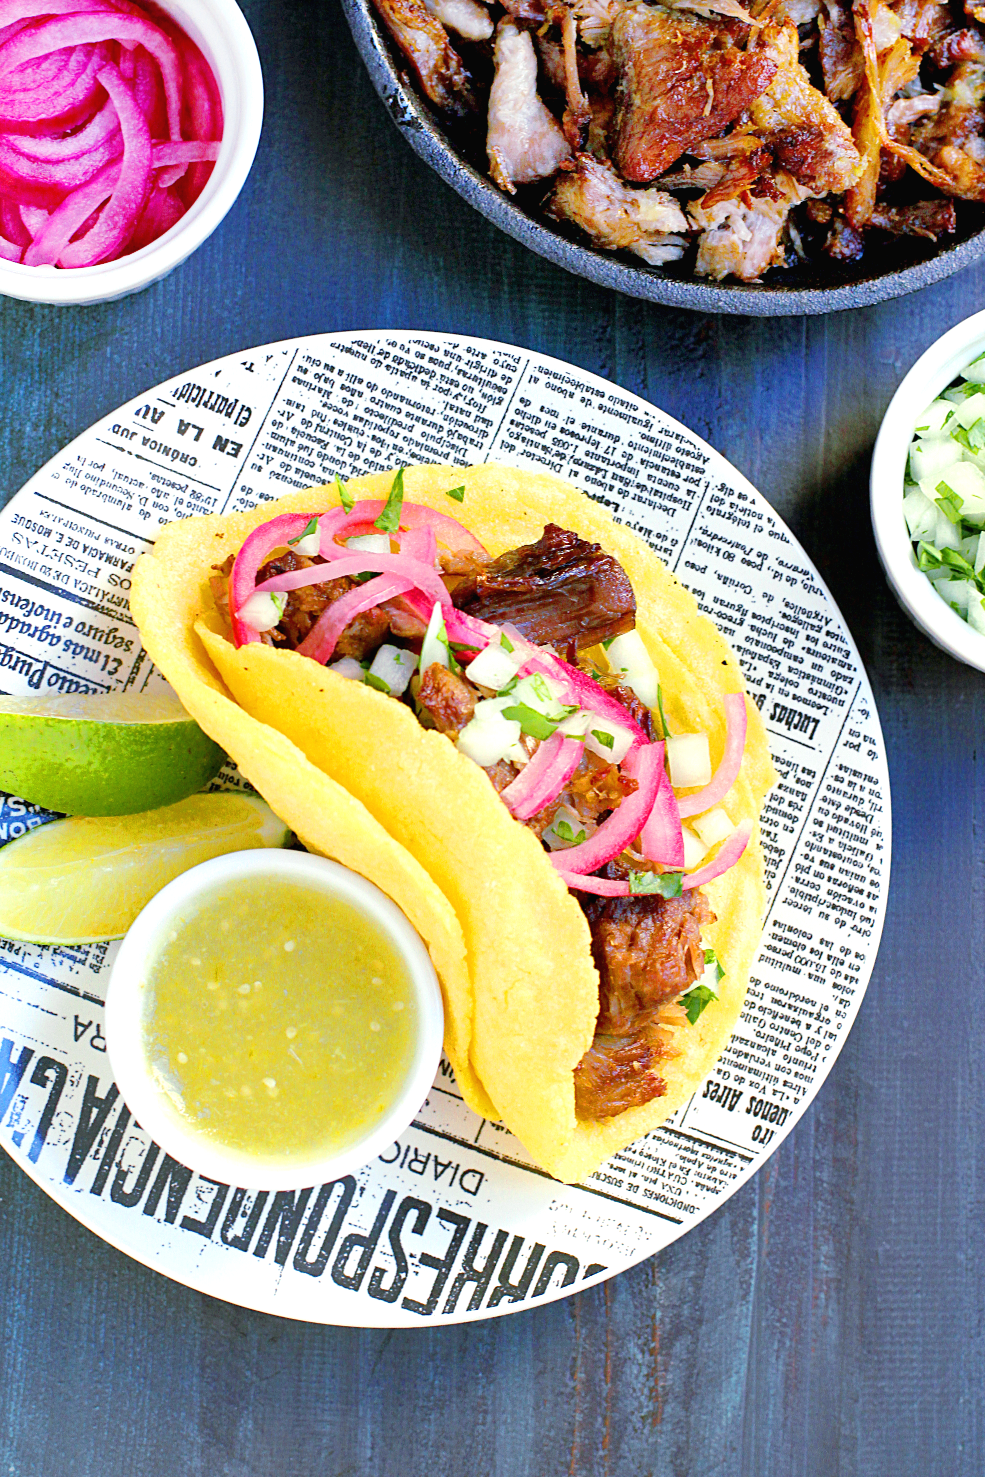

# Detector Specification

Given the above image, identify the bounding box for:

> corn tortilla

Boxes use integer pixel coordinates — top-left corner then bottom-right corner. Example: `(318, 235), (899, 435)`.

(131, 465), (774, 1183)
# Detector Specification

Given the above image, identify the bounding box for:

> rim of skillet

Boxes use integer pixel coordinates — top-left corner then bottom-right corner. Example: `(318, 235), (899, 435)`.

(340, 0), (985, 318)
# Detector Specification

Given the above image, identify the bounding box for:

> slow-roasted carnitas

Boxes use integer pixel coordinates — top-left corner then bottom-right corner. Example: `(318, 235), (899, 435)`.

(369, 0), (985, 280)
(132, 466), (772, 1181)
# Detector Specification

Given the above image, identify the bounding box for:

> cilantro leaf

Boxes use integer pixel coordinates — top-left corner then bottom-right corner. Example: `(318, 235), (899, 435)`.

(655, 683), (670, 741)
(336, 475), (354, 514)
(629, 870), (683, 897)
(500, 633), (514, 653)
(591, 728), (615, 751)
(365, 672), (391, 694)
(555, 819), (587, 844)
(445, 485), (465, 503)
(288, 516), (318, 547)
(375, 468), (405, 533)
(704, 947), (724, 983)
(936, 480), (964, 524)
(501, 703), (560, 741)
(680, 985), (716, 1025)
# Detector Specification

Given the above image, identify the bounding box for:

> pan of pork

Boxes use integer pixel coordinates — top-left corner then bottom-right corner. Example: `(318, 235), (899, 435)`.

(339, 0), (985, 312)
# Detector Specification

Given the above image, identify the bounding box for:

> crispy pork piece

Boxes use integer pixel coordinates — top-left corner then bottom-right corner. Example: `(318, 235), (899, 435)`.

(422, 0), (493, 39)
(610, 4), (778, 181)
(749, 22), (864, 193)
(929, 26), (985, 64)
(487, 20), (572, 191)
(846, 34), (919, 229)
(818, 4), (863, 102)
(697, 146), (771, 206)
(580, 884), (714, 1032)
(573, 1027), (669, 1117)
(894, 0), (951, 45)
(544, 152), (689, 263)
(870, 198), (957, 236)
(416, 662), (478, 734)
(453, 521), (637, 649)
(371, 0), (477, 115)
(825, 212), (865, 258)
(689, 172), (809, 279)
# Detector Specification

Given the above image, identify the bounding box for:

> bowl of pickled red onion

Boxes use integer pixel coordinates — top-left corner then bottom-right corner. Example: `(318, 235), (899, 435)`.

(0, 0), (263, 305)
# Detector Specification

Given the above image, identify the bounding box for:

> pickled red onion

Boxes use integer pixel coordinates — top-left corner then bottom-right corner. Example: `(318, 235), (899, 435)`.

(298, 575), (414, 664)
(625, 742), (684, 867)
(254, 552), (450, 610)
(57, 61), (149, 266)
(228, 514), (314, 647)
(682, 820), (751, 888)
(550, 740), (663, 875)
(317, 499), (488, 556)
(519, 651), (648, 751)
(555, 872), (632, 896)
(676, 693), (748, 817)
(500, 733), (583, 820)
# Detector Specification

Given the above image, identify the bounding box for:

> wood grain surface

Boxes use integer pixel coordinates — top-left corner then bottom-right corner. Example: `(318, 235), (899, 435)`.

(0, 1), (982, 1473)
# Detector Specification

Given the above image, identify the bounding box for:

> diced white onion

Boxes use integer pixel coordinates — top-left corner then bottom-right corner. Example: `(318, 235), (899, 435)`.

(368, 643), (415, 696)
(701, 954), (722, 997)
(328, 657), (365, 681)
(419, 603), (450, 673)
(239, 591), (285, 632)
(910, 437), (961, 484)
(542, 804), (591, 851)
(457, 713), (521, 766)
(692, 806), (734, 848)
(347, 533), (391, 554)
(960, 352), (985, 382)
(938, 460), (985, 518)
(509, 673), (569, 719)
(557, 709), (592, 738)
(503, 740), (530, 767)
(605, 629), (658, 708)
(956, 391), (985, 429)
(902, 488), (939, 542)
(465, 642), (522, 691)
(667, 732), (712, 788)
(681, 826), (708, 871)
(293, 530), (321, 556)
(473, 695), (514, 721)
(584, 717), (634, 764)
(967, 592), (985, 635)
(913, 399), (955, 437)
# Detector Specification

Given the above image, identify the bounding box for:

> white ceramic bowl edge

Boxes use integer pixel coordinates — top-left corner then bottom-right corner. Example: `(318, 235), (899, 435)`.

(870, 308), (985, 674)
(104, 849), (445, 1192)
(0, 0), (263, 306)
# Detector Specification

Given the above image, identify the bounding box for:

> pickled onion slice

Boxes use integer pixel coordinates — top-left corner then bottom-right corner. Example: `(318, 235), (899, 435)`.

(676, 693), (748, 817)
(519, 651), (648, 751)
(555, 872), (631, 896)
(682, 820), (751, 888)
(254, 551), (450, 610)
(298, 575), (414, 664)
(317, 499), (488, 557)
(550, 740), (663, 875)
(228, 514), (314, 647)
(500, 732), (583, 820)
(625, 741), (685, 867)
(51, 61), (149, 266)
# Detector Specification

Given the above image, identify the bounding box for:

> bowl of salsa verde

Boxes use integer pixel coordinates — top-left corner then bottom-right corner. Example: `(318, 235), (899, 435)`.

(105, 848), (444, 1190)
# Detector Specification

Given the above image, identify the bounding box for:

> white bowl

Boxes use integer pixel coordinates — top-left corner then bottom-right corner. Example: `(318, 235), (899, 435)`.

(871, 309), (985, 674)
(0, 0), (263, 306)
(104, 849), (445, 1191)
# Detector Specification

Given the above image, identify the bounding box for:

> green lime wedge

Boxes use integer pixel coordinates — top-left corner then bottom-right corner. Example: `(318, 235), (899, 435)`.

(0, 689), (226, 815)
(0, 793), (290, 943)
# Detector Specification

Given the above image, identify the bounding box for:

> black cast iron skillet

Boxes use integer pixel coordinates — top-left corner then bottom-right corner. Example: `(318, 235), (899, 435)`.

(339, 0), (985, 316)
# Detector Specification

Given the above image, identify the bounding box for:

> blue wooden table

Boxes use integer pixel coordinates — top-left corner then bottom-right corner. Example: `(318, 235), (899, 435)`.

(0, 2), (982, 1472)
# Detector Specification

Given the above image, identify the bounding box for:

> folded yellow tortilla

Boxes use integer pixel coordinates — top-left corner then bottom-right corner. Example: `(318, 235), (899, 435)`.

(131, 464), (774, 1183)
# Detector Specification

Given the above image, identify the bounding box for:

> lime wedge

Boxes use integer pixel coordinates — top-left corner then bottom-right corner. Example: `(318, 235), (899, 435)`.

(0, 689), (226, 815)
(0, 793), (290, 943)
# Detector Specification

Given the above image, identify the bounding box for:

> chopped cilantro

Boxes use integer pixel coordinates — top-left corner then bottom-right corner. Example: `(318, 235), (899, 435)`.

(555, 819), (587, 844)
(704, 947), (724, 983)
(529, 672), (554, 706)
(936, 480), (964, 524)
(500, 633), (514, 653)
(591, 728), (615, 751)
(629, 870), (683, 897)
(336, 475), (354, 514)
(655, 683), (670, 741)
(375, 467), (405, 533)
(601, 637), (615, 650)
(680, 985), (717, 1025)
(365, 672), (391, 694)
(501, 703), (559, 741)
(952, 424), (975, 453)
(445, 485), (465, 503)
(288, 516), (318, 547)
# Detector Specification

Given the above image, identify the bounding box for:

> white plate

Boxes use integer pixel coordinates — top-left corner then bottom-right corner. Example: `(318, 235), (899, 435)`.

(0, 331), (891, 1327)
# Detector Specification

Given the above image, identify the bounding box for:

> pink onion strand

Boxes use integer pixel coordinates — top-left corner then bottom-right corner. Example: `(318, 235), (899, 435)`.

(500, 732), (584, 821)
(676, 693), (748, 818)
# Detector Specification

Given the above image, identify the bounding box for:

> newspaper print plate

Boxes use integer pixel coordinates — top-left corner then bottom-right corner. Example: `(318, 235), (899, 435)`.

(0, 331), (890, 1328)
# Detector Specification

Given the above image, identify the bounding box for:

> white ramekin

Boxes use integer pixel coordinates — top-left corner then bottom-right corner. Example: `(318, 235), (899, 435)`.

(0, 0), (263, 307)
(871, 309), (985, 674)
(104, 849), (445, 1191)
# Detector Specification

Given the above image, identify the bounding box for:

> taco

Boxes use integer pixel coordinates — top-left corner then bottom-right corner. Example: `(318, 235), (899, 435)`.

(131, 464), (773, 1183)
